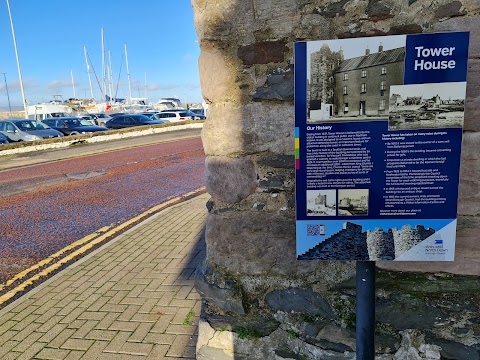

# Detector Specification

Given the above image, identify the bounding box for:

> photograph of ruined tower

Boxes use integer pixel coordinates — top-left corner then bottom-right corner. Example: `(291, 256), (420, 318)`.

(308, 36), (406, 122)
(298, 222), (435, 261)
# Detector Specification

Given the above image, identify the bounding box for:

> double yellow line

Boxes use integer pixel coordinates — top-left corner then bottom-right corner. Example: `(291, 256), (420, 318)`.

(0, 188), (206, 306)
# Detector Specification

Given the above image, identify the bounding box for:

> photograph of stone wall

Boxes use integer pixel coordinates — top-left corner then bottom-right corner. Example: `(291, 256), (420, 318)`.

(298, 222), (435, 260)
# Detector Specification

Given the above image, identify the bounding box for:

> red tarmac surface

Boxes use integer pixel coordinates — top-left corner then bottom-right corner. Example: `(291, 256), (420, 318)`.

(0, 137), (205, 283)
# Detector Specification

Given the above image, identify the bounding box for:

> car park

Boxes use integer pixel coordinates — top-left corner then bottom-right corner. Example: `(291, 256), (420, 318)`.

(105, 114), (167, 129)
(42, 117), (109, 135)
(156, 111), (194, 123)
(0, 119), (64, 142)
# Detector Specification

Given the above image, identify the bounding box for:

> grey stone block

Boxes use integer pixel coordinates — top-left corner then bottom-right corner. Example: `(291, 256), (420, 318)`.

(266, 287), (336, 319)
(195, 262), (246, 315)
(205, 156), (257, 204)
(205, 211), (296, 275)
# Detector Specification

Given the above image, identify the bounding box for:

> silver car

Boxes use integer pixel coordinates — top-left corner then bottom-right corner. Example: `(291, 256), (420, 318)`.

(0, 119), (64, 142)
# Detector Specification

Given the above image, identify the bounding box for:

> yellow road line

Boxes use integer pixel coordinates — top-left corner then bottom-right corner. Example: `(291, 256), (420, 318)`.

(0, 187), (206, 305)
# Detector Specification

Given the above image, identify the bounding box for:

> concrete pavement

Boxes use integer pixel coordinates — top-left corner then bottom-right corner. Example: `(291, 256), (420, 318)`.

(0, 193), (210, 359)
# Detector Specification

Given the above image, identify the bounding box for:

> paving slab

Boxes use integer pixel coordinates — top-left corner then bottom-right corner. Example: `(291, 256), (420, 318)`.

(0, 193), (209, 359)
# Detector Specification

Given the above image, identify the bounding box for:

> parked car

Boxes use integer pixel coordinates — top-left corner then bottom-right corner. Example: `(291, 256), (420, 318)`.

(0, 131), (11, 144)
(89, 113), (112, 126)
(105, 114), (167, 129)
(185, 110), (206, 120)
(139, 112), (170, 122)
(42, 117), (109, 135)
(79, 114), (98, 125)
(159, 108), (187, 112)
(156, 111), (194, 123)
(0, 119), (64, 142)
(190, 108), (205, 116)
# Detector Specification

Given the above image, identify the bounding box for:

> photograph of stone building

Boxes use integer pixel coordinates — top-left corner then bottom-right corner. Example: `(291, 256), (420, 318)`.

(338, 189), (369, 216)
(388, 82), (466, 130)
(306, 189), (336, 216)
(307, 35), (406, 122)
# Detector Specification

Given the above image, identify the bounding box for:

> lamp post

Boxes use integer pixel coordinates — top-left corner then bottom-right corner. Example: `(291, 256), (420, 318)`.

(1, 72), (12, 117)
(6, 0), (28, 118)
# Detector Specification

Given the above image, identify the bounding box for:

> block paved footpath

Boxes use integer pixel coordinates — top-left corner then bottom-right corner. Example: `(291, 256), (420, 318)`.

(0, 193), (210, 360)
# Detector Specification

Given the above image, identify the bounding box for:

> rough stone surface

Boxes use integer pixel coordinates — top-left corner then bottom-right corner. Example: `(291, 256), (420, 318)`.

(425, 336), (480, 360)
(205, 211), (296, 274)
(459, 140), (480, 215)
(265, 288), (336, 318)
(238, 41), (288, 66)
(252, 65), (294, 101)
(465, 59), (480, 132)
(316, 0), (349, 18)
(366, 0), (394, 21)
(205, 156), (257, 204)
(201, 102), (295, 156)
(195, 261), (246, 315)
(198, 46), (238, 104)
(434, 17), (480, 57)
(435, 1), (466, 19)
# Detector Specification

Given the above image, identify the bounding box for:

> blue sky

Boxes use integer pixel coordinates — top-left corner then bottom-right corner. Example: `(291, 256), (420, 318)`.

(0, 0), (202, 109)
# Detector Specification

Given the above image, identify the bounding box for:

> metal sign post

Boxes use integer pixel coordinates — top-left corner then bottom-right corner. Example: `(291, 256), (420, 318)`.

(356, 261), (375, 360)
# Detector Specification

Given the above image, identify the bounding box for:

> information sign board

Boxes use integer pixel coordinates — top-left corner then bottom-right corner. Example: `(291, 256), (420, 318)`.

(295, 32), (469, 261)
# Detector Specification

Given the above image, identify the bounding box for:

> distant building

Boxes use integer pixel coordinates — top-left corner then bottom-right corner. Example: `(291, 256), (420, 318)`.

(390, 93), (403, 107)
(315, 194), (327, 206)
(405, 96), (422, 105)
(339, 198), (351, 208)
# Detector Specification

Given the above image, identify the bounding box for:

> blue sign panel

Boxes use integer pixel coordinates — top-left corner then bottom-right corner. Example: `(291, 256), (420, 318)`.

(404, 32), (469, 84)
(294, 32), (469, 261)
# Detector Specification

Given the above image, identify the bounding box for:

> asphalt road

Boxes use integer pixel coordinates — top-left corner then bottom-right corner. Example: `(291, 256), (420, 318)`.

(0, 130), (205, 285)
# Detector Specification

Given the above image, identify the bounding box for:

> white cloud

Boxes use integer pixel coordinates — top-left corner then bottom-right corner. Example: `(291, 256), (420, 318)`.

(46, 79), (71, 93)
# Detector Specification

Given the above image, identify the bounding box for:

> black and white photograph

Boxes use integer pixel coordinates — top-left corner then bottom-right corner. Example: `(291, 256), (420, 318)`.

(307, 35), (406, 123)
(388, 82), (466, 130)
(338, 189), (369, 216)
(306, 190), (336, 216)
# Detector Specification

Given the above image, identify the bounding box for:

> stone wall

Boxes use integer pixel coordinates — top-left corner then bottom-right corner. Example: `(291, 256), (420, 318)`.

(391, 225), (436, 258)
(366, 228), (395, 260)
(192, 0), (480, 359)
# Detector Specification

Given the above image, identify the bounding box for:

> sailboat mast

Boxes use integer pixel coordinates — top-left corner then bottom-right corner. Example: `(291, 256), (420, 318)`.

(108, 49), (114, 103)
(6, 0), (28, 118)
(144, 71), (147, 99)
(124, 43), (132, 104)
(84, 45), (94, 100)
(101, 26), (106, 103)
(70, 69), (76, 98)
